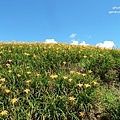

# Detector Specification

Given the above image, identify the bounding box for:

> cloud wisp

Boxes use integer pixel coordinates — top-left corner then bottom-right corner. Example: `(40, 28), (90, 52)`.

(70, 34), (77, 38)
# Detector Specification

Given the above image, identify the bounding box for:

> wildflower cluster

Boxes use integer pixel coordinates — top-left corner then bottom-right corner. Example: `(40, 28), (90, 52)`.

(0, 42), (120, 119)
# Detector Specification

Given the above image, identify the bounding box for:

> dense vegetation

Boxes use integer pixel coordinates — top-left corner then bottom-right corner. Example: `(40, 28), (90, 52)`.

(0, 42), (120, 120)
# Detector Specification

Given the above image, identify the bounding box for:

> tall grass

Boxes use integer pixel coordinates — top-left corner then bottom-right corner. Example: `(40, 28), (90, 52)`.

(0, 42), (120, 120)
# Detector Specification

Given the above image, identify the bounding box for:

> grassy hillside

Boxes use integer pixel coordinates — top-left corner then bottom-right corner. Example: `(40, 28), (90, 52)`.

(0, 42), (120, 120)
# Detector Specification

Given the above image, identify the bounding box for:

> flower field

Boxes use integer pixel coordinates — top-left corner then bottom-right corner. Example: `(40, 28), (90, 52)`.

(0, 42), (120, 120)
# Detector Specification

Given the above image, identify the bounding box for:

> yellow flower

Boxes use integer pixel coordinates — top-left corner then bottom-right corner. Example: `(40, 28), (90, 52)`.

(26, 80), (31, 84)
(70, 71), (75, 74)
(78, 51), (81, 53)
(36, 73), (40, 77)
(50, 75), (58, 79)
(69, 97), (76, 102)
(1, 85), (6, 89)
(99, 54), (103, 57)
(8, 50), (12, 53)
(63, 61), (66, 65)
(5, 89), (11, 93)
(33, 54), (37, 58)
(53, 75), (58, 78)
(11, 98), (18, 104)
(43, 50), (46, 53)
(8, 70), (12, 73)
(50, 75), (54, 79)
(83, 55), (87, 58)
(68, 78), (72, 82)
(43, 47), (46, 50)
(79, 111), (85, 117)
(27, 71), (31, 75)
(0, 110), (8, 116)
(7, 59), (12, 63)
(92, 81), (98, 85)
(63, 76), (67, 80)
(26, 66), (30, 69)
(24, 89), (30, 94)
(24, 52), (30, 56)
(17, 74), (21, 77)
(6, 63), (10, 67)
(0, 84), (2, 88)
(90, 55), (92, 57)
(82, 73), (86, 77)
(88, 70), (92, 73)
(0, 78), (6, 82)
(77, 83), (83, 88)
(84, 84), (91, 88)
(0, 51), (3, 54)
(76, 72), (81, 75)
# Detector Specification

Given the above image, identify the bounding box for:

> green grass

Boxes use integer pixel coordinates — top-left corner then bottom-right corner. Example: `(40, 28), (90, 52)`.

(0, 42), (120, 120)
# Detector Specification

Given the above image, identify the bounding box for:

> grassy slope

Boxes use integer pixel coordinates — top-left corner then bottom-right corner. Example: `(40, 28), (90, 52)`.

(0, 42), (120, 120)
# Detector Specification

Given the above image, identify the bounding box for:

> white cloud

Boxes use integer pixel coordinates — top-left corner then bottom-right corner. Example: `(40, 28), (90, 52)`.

(71, 40), (89, 46)
(71, 40), (79, 45)
(70, 34), (77, 38)
(96, 41), (115, 48)
(45, 39), (57, 44)
(79, 41), (89, 46)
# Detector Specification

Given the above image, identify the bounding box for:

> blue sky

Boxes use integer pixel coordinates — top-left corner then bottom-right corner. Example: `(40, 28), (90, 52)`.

(0, 0), (120, 47)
